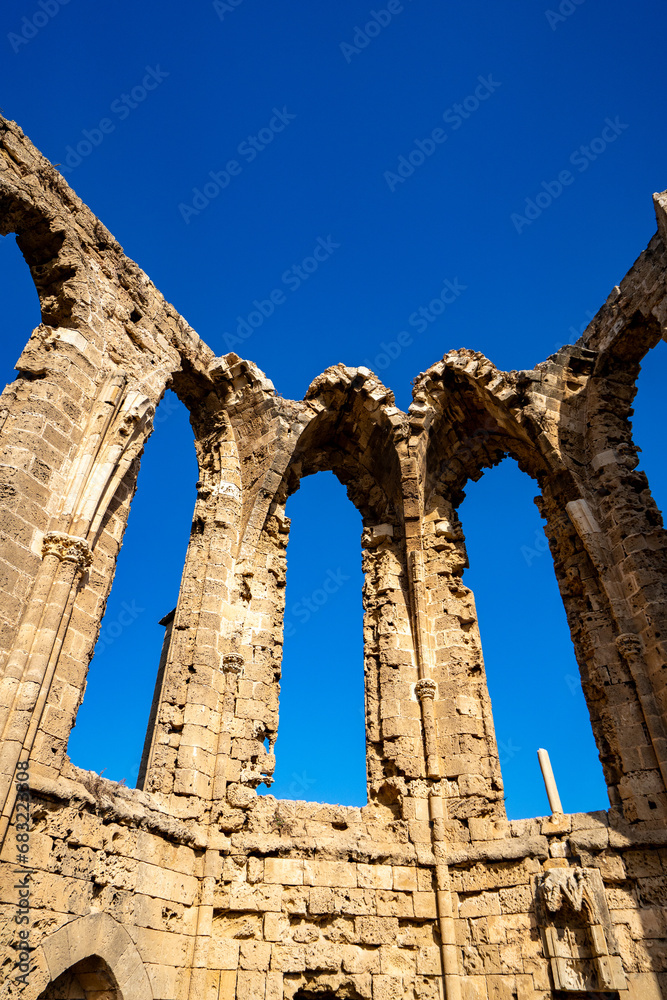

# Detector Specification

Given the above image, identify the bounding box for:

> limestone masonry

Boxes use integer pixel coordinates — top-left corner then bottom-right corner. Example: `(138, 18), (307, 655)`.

(0, 116), (665, 1000)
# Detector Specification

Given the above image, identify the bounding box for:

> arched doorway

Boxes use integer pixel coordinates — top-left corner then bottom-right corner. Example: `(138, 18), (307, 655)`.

(39, 956), (121, 1000)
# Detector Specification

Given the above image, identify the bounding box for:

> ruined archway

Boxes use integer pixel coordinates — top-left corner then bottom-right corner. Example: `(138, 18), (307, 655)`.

(34, 913), (152, 1000)
(39, 956), (121, 1000)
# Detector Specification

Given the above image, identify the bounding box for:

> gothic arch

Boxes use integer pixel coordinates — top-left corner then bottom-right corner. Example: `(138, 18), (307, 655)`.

(414, 349), (572, 509)
(30, 912), (152, 1000)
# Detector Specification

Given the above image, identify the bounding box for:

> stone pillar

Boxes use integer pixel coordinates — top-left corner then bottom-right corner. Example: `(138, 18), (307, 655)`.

(408, 549), (462, 1000)
(0, 532), (92, 845)
(415, 677), (440, 780)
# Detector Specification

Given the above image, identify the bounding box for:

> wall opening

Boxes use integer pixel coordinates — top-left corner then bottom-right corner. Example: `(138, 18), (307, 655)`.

(67, 389), (197, 787)
(458, 457), (608, 819)
(264, 470), (366, 806)
(632, 340), (666, 519)
(0, 233), (42, 382)
(38, 957), (121, 1000)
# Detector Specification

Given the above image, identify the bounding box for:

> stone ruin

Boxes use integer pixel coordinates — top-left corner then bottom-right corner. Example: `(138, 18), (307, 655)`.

(0, 115), (665, 1000)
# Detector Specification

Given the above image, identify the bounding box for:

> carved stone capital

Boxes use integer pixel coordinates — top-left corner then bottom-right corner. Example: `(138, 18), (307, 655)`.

(615, 632), (644, 662)
(42, 532), (93, 570)
(415, 678), (437, 701)
(223, 654), (244, 674)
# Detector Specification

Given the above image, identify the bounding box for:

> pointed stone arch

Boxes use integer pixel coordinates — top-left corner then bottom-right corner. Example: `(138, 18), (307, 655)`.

(31, 912), (152, 1000)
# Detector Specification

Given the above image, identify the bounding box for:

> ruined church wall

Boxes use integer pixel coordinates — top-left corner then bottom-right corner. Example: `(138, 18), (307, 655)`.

(0, 116), (666, 1000)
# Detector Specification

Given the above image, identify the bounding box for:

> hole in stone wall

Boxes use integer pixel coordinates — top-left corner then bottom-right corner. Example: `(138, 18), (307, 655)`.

(262, 471), (366, 806)
(458, 457), (608, 820)
(67, 389), (197, 787)
(0, 233), (42, 382)
(38, 957), (120, 1000)
(632, 340), (665, 521)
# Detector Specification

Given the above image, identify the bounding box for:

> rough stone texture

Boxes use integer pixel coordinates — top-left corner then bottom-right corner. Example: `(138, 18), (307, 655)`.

(0, 115), (665, 1000)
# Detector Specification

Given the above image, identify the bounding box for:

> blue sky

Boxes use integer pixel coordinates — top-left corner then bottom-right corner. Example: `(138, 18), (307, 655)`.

(0, 0), (665, 818)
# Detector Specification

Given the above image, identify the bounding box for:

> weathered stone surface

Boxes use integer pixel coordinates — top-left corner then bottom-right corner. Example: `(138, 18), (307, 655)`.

(0, 116), (666, 999)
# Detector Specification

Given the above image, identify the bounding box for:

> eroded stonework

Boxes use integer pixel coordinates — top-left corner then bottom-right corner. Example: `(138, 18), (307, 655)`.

(0, 116), (665, 1000)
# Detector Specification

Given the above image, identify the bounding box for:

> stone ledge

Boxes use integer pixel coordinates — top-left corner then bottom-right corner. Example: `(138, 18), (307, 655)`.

(30, 772), (207, 850)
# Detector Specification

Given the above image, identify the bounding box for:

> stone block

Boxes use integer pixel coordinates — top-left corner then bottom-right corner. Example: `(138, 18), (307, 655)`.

(392, 866), (418, 891)
(358, 863), (393, 889)
(459, 892), (502, 918)
(413, 892), (438, 919)
(462, 975), (489, 1000)
(264, 858), (304, 885)
(499, 885), (533, 914)
(236, 970), (266, 999)
(372, 973), (404, 1000)
(209, 938), (240, 971)
(270, 944), (306, 973)
(265, 971), (283, 1000)
(341, 945), (382, 974)
(416, 945), (442, 976)
(229, 883), (283, 912)
(356, 916), (399, 946)
(240, 940), (272, 971)
(303, 859), (357, 888)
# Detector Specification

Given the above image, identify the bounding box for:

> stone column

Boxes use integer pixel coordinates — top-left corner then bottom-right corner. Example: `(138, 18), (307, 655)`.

(615, 633), (667, 792)
(0, 532), (92, 845)
(408, 549), (462, 1000)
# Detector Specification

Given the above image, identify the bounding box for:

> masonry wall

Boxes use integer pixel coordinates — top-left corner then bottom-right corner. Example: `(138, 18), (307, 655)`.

(0, 116), (665, 1000)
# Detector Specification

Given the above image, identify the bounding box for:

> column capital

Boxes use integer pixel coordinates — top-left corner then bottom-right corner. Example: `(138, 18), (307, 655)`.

(222, 654), (244, 674)
(42, 531), (93, 570)
(615, 633), (644, 661)
(415, 677), (437, 701)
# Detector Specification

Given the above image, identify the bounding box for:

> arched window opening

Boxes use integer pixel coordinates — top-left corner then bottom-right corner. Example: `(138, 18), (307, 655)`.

(459, 458), (608, 820)
(632, 340), (666, 519)
(38, 957), (121, 1000)
(67, 389), (197, 786)
(263, 470), (366, 806)
(0, 233), (42, 382)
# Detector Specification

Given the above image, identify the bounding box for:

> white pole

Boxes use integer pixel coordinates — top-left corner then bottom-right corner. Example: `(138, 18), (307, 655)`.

(537, 748), (563, 815)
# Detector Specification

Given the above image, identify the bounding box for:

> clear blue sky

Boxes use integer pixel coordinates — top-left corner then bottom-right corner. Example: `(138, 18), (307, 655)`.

(1, 0), (665, 818)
